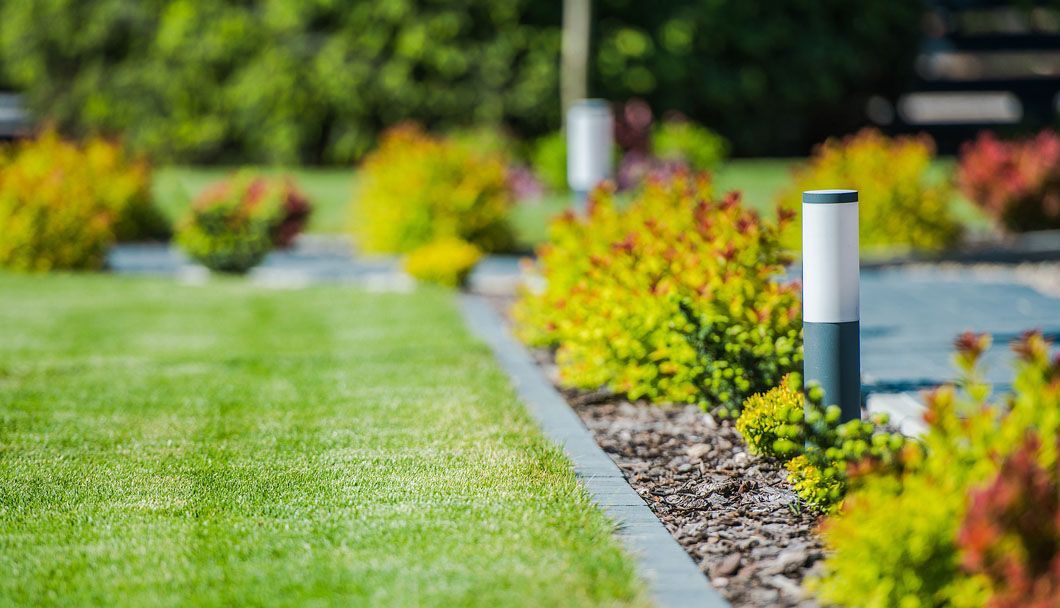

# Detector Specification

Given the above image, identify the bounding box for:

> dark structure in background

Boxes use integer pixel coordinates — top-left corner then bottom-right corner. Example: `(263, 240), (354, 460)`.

(0, 93), (26, 140)
(880, 0), (1060, 153)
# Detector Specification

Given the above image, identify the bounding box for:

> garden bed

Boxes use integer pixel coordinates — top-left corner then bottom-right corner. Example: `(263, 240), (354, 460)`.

(539, 355), (823, 607)
(486, 293), (823, 607)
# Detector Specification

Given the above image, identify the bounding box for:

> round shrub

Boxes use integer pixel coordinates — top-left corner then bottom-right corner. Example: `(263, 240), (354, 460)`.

(652, 121), (728, 172)
(0, 129), (163, 271)
(403, 237), (482, 288)
(736, 373), (908, 512)
(957, 130), (1060, 233)
(736, 374), (805, 459)
(530, 131), (568, 192)
(777, 128), (961, 254)
(514, 172), (802, 415)
(177, 173), (311, 274)
(353, 124), (514, 254)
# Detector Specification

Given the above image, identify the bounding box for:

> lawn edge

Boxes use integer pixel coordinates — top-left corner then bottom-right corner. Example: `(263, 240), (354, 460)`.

(458, 294), (729, 608)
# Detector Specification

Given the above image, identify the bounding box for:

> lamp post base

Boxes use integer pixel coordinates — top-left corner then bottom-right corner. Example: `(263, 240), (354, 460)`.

(804, 320), (861, 421)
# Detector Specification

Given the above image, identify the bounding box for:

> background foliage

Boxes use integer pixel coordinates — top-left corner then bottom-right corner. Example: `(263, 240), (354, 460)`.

(0, 130), (163, 271)
(352, 124), (514, 254)
(591, 0), (921, 155)
(0, 0), (561, 164)
(0, 0), (922, 162)
(778, 129), (961, 254)
(958, 130), (1060, 233)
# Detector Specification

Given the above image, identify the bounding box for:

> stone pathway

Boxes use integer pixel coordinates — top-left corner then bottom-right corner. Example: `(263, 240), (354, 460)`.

(109, 240), (1060, 432)
(862, 266), (1060, 433)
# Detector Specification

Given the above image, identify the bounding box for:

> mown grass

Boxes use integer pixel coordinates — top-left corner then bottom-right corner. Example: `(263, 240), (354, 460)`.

(0, 274), (646, 607)
(153, 157), (990, 250)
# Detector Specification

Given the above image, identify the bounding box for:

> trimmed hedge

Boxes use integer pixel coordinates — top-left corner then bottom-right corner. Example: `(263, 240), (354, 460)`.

(0, 0), (921, 161)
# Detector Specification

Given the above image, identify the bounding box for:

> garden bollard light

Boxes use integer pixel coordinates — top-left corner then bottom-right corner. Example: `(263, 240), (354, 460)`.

(566, 99), (613, 213)
(802, 189), (861, 422)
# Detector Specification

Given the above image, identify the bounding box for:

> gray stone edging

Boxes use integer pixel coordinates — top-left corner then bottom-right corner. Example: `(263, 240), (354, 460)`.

(458, 294), (728, 608)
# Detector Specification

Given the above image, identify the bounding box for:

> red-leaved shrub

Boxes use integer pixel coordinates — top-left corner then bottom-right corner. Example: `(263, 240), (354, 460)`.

(957, 130), (1060, 232)
(957, 432), (1059, 608)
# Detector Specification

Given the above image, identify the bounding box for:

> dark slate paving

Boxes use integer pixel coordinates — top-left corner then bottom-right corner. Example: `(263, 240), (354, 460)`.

(107, 239), (408, 288)
(861, 267), (1060, 392)
(108, 240), (518, 292)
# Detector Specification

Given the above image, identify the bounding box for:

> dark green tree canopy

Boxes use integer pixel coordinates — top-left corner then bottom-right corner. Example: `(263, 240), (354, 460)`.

(0, 0), (920, 162)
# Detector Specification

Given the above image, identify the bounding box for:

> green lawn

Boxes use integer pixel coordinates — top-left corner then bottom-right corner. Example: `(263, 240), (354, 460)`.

(153, 157), (991, 250)
(0, 274), (645, 607)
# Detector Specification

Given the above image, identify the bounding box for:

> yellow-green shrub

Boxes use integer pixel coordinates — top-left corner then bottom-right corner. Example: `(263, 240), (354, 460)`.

(353, 124), (514, 254)
(403, 237), (482, 288)
(811, 332), (1060, 608)
(0, 130), (164, 271)
(514, 172), (802, 415)
(736, 374), (805, 459)
(777, 128), (960, 254)
(736, 374), (908, 512)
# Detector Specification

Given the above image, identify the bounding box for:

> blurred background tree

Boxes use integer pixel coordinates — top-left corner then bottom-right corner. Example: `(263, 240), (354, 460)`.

(591, 0), (922, 155)
(0, 0), (923, 163)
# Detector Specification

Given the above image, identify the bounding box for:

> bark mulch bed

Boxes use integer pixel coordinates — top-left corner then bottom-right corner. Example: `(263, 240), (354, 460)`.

(529, 353), (825, 607)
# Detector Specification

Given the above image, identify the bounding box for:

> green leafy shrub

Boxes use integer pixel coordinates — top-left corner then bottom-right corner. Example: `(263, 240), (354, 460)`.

(0, 129), (164, 271)
(0, 0), (562, 164)
(353, 124), (514, 254)
(812, 331), (1060, 608)
(957, 130), (1060, 232)
(531, 131), (567, 192)
(736, 373), (908, 512)
(777, 129), (961, 254)
(177, 172), (311, 273)
(514, 172), (801, 415)
(403, 237), (482, 288)
(958, 432), (1059, 608)
(735, 374), (804, 459)
(652, 121), (728, 172)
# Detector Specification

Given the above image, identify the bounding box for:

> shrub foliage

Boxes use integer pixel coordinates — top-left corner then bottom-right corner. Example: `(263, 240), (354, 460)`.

(736, 374), (908, 512)
(811, 331), (1060, 608)
(514, 172), (801, 415)
(177, 172), (311, 273)
(778, 129), (961, 253)
(652, 121), (728, 173)
(958, 432), (1059, 608)
(0, 0), (561, 164)
(402, 237), (482, 288)
(957, 130), (1060, 232)
(0, 0), (920, 161)
(0, 129), (164, 271)
(353, 124), (514, 254)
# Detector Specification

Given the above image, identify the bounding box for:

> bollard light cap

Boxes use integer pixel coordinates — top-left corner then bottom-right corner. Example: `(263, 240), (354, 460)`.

(803, 189), (858, 204)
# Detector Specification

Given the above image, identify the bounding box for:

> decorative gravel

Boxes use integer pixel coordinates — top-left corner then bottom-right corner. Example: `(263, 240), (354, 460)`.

(570, 395), (824, 607)
(521, 347), (825, 608)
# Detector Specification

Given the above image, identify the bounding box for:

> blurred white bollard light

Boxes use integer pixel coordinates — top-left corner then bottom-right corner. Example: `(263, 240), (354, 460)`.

(566, 99), (613, 212)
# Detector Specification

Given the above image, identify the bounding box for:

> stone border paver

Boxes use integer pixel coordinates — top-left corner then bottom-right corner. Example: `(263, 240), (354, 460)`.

(459, 294), (728, 608)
